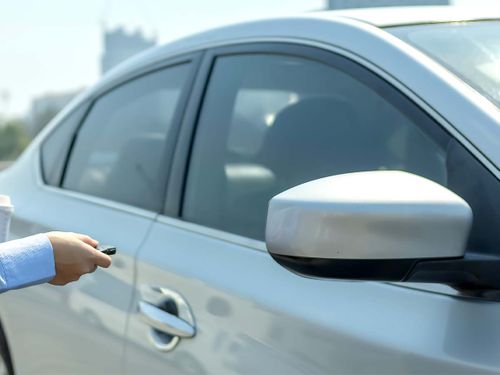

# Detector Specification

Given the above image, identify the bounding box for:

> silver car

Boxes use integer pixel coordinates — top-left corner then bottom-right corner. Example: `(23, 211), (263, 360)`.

(0, 6), (499, 375)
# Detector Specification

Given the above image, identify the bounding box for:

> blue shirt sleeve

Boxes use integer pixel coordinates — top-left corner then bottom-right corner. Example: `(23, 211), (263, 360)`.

(0, 234), (55, 292)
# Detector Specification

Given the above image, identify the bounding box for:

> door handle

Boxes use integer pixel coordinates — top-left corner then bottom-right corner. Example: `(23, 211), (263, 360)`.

(138, 301), (196, 338)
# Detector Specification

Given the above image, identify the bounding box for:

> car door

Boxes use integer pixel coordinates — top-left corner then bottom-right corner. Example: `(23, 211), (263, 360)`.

(0, 54), (199, 374)
(123, 43), (500, 374)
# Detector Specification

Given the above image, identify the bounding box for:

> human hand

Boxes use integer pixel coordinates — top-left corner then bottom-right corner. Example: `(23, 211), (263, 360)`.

(46, 232), (112, 286)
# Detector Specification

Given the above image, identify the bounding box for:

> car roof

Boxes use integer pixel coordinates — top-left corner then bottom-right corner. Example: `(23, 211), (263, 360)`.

(65, 5), (498, 173)
(100, 6), (500, 86)
(324, 5), (500, 27)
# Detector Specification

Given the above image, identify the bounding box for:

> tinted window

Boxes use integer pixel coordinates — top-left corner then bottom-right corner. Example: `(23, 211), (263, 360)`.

(41, 105), (88, 186)
(183, 54), (448, 240)
(64, 63), (191, 211)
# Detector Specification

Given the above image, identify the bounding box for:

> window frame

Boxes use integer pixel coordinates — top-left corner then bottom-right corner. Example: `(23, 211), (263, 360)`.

(53, 52), (203, 213)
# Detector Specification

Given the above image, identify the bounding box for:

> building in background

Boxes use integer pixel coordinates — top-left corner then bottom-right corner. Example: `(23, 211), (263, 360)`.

(28, 89), (80, 135)
(101, 27), (157, 75)
(26, 27), (156, 136)
(327, 0), (450, 9)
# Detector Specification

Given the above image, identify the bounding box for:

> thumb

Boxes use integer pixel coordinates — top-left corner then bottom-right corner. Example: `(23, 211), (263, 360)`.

(92, 249), (112, 268)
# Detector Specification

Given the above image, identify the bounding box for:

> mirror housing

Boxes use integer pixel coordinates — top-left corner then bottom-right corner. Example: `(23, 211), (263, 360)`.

(266, 171), (473, 282)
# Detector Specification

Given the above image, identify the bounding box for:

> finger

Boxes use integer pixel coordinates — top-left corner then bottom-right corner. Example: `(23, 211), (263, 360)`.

(93, 250), (112, 268)
(75, 233), (99, 248)
(84, 264), (98, 274)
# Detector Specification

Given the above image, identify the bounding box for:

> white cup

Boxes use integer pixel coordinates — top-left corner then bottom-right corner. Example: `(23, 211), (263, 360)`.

(0, 195), (13, 243)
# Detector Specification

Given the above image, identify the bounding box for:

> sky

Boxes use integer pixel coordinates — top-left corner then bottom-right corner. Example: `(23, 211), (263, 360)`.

(0, 0), (498, 117)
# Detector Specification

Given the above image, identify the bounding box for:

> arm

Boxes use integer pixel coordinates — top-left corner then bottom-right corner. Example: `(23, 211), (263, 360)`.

(0, 232), (112, 292)
(0, 234), (55, 292)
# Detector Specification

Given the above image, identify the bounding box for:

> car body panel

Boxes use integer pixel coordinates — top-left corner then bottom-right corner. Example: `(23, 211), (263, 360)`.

(124, 216), (500, 374)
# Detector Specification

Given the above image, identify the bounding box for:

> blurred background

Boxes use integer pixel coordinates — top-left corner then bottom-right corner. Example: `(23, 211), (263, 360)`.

(0, 0), (497, 169)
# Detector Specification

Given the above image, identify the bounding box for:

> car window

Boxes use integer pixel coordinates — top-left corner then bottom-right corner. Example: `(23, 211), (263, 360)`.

(41, 104), (88, 186)
(183, 53), (449, 240)
(389, 21), (500, 108)
(63, 63), (191, 211)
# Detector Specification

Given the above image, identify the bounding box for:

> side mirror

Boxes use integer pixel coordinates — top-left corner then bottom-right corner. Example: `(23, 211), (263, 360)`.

(266, 171), (485, 288)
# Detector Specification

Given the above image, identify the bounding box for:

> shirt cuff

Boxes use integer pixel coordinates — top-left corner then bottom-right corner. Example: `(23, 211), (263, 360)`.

(0, 234), (55, 290)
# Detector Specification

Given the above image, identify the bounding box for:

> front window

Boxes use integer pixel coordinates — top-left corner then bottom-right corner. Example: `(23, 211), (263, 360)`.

(388, 21), (500, 108)
(183, 53), (447, 240)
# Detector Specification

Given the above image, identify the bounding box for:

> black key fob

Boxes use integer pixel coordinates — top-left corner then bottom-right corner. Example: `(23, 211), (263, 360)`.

(97, 245), (117, 256)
